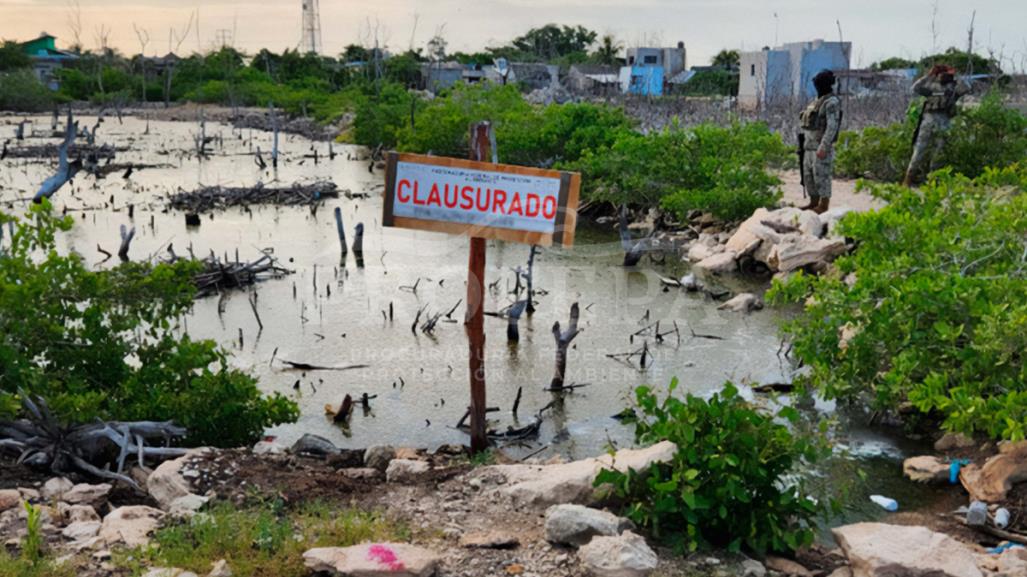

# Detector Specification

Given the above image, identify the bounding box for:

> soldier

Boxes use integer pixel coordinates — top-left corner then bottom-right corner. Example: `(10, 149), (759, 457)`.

(799, 69), (841, 214)
(903, 65), (972, 187)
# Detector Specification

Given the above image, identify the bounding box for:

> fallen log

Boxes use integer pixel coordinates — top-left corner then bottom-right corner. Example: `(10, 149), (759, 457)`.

(167, 181), (339, 212)
(190, 252), (294, 297)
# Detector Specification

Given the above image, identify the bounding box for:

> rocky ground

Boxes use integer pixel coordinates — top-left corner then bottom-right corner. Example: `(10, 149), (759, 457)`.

(3, 431), (1027, 577)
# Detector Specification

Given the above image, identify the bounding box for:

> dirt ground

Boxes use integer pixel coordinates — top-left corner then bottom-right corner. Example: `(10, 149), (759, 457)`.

(778, 169), (886, 213)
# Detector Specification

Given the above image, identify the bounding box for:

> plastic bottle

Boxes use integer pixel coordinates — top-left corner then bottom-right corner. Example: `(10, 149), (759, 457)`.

(870, 495), (898, 512)
(967, 501), (988, 526)
(995, 508), (1011, 529)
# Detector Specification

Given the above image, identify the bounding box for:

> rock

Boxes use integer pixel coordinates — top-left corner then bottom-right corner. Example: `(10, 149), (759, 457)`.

(827, 569), (853, 577)
(0, 489), (20, 512)
(740, 559), (767, 577)
(340, 468), (380, 480)
(832, 523), (982, 577)
(687, 243), (722, 263)
(208, 559), (233, 577)
(168, 494), (209, 518)
(819, 207), (853, 238)
(762, 207), (824, 238)
(291, 433), (341, 457)
(143, 569), (199, 577)
(935, 433), (976, 452)
(998, 547), (1027, 575)
(395, 447), (421, 460)
(679, 273), (703, 292)
(148, 456), (195, 509)
(717, 293), (763, 313)
(58, 503), (100, 524)
(62, 520), (101, 541)
(695, 250), (738, 275)
(459, 530), (520, 549)
(903, 456), (950, 484)
(303, 543), (442, 576)
(544, 504), (632, 547)
(63, 483), (112, 505)
(100, 506), (164, 547)
(252, 440), (286, 455)
(386, 459), (430, 483)
(41, 477), (74, 500)
(578, 531), (658, 577)
(491, 441), (677, 507)
(17, 488), (40, 502)
(768, 236), (847, 273)
(364, 445), (397, 472)
(959, 441), (1027, 502)
(764, 556), (812, 577)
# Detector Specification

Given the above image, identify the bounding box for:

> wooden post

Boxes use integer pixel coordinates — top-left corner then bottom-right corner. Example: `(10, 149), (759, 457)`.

(466, 121), (493, 454)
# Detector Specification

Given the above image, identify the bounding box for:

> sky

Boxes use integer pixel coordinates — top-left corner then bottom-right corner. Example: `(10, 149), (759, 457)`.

(1, 0), (1026, 71)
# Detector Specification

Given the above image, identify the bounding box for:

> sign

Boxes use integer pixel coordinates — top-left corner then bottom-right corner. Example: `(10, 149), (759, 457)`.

(383, 152), (580, 247)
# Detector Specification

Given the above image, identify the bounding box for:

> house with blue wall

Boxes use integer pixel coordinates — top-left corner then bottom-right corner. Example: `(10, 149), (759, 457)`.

(20, 33), (79, 90)
(738, 39), (850, 109)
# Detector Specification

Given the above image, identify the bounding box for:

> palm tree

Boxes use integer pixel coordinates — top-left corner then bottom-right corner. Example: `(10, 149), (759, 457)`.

(711, 49), (740, 70)
(592, 35), (622, 66)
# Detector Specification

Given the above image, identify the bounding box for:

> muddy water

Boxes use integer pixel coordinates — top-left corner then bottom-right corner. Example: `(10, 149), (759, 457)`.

(0, 116), (820, 459)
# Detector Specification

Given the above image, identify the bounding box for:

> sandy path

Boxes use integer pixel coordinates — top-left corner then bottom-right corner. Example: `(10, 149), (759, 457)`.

(778, 169), (886, 213)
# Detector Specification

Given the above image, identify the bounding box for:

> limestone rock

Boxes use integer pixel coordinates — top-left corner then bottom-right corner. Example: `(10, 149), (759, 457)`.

(148, 456), (195, 509)
(303, 543), (442, 576)
(998, 547), (1027, 575)
(386, 459), (430, 483)
(17, 488), (40, 502)
(490, 441), (677, 507)
(717, 293), (763, 313)
(903, 456), (950, 484)
(459, 530), (520, 549)
(142, 569), (199, 577)
(740, 559), (767, 577)
(41, 477), (74, 500)
(959, 441), (1027, 502)
(765, 556), (812, 576)
(687, 242), (721, 263)
(168, 494), (209, 518)
(100, 506), (164, 547)
(252, 440), (286, 455)
(935, 433), (976, 452)
(544, 504), (632, 547)
(0, 489), (20, 512)
(768, 236), (847, 273)
(208, 559), (233, 577)
(364, 445), (397, 472)
(59, 503), (100, 524)
(63, 483), (112, 505)
(832, 523), (982, 577)
(578, 531), (658, 577)
(827, 568), (853, 577)
(340, 467), (380, 480)
(695, 250), (738, 275)
(395, 447), (421, 461)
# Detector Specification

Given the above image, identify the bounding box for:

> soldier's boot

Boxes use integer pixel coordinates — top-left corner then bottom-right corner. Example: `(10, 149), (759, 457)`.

(814, 197), (831, 215)
(800, 195), (820, 211)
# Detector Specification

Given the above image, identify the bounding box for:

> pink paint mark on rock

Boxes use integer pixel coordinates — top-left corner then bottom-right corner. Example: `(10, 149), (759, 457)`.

(368, 544), (406, 571)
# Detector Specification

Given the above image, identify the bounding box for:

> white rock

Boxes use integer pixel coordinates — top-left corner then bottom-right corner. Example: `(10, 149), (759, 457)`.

(717, 293), (763, 313)
(544, 504), (632, 547)
(252, 441), (286, 455)
(687, 243), (723, 263)
(340, 468), (380, 480)
(100, 506), (164, 547)
(63, 483), (112, 505)
(17, 488), (40, 502)
(959, 440), (1027, 502)
(768, 236), (847, 273)
(386, 459), (430, 483)
(364, 445), (397, 472)
(578, 531), (658, 577)
(998, 547), (1027, 575)
(41, 477), (74, 500)
(935, 433), (976, 452)
(0, 489), (20, 512)
(168, 494), (209, 518)
(59, 503), (100, 524)
(62, 521), (101, 541)
(765, 556), (813, 576)
(832, 523), (982, 577)
(694, 250), (738, 275)
(148, 456), (195, 509)
(903, 456), (950, 484)
(303, 543), (442, 576)
(741, 558), (767, 577)
(763, 207), (824, 237)
(142, 569), (199, 577)
(208, 559), (233, 577)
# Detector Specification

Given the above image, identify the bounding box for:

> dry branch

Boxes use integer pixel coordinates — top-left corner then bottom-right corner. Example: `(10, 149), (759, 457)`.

(168, 181), (339, 212)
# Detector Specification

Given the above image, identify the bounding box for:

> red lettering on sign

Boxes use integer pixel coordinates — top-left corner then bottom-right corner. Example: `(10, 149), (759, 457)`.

(412, 181), (424, 205)
(525, 194), (540, 217)
(475, 187), (490, 212)
(397, 179), (412, 203)
(508, 192), (523, 216)
(460, 186), (474, 210)
(443, 184), (458, 208)
(543, 196), (557, 219)
(426, 183), (441, 207)
(492, 189), (507, 214)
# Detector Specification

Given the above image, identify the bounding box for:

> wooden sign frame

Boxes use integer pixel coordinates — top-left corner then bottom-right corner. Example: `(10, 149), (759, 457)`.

(382, 152), (580, 247)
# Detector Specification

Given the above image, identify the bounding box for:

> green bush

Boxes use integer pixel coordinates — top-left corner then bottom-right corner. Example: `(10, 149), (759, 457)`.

(597, 380), (829, 555)
(567, 121), (789, 220)
(835, 93), (1027, 182)
(0, 203), (298, 447)
(0, 70), (55, 112)
(770, 165), (1027, 440)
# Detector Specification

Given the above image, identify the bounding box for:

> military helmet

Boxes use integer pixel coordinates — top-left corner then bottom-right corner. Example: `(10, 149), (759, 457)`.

(813, 69), (836, 95)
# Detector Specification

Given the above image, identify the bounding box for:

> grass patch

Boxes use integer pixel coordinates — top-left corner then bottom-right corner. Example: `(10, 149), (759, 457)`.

(0, 553), (76, 577)
(116, 499), (408, 577)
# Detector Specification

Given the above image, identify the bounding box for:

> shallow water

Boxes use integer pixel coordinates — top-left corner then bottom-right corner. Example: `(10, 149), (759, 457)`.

(0, 115), (831, 459)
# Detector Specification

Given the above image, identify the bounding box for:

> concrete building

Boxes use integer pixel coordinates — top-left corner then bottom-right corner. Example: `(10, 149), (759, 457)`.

(567, 64), (620, 94)
(626, 42), (688, 81)
(20, 33), (78, 90)
(738, 39), (851, 109)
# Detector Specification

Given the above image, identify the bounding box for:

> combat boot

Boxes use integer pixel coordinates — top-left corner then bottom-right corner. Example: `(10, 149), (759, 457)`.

(814, 197), (831, 214)
(800, 196), (820, 211)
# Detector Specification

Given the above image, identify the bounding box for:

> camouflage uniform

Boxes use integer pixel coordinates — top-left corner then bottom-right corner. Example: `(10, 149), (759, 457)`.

(905, 75), (971, 185)
(800, 94), (842, 199)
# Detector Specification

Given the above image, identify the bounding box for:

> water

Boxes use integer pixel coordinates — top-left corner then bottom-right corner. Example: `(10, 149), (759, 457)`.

(1, 115), (812, 458)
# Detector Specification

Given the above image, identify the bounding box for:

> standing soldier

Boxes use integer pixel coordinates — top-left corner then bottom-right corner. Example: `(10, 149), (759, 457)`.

(903, 65), (972, 187)
(799, 70), (841, 214)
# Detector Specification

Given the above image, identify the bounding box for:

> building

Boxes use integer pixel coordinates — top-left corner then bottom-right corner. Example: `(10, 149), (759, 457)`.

(738, 39), (851, 109)
(567, 64), (620, 94)
(20, 33), (79, 90)
(626, 43), (688, 81)
(835, 68), (916, 97)
(619, 66), (664, 96)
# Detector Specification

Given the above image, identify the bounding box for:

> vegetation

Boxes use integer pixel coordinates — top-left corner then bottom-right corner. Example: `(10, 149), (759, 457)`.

(836, 92), (1027, 182)
(770, 165), (1027, 441)
(117, 500), (407, 577)
(598, 380), (830, 555)
(0, 40), (30, 72)
(0, 202), (298, 447)
(870, 47), (1001, 75)
(0, 503), (75, 577)
(0, 69), (57, 112)
(677, 69), (739, 97)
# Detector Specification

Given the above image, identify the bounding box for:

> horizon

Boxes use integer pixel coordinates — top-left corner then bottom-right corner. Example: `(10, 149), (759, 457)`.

(1, 0), (1026, 71)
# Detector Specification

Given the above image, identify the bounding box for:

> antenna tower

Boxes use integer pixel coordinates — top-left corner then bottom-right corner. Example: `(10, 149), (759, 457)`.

(301, 0), (322, 54)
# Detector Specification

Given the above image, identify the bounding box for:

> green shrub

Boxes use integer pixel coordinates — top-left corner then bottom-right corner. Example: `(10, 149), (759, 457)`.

(0, 203), (298, 447)
(770, 165), (1027, 440)
(597, 380), (830, 555)
(0, 70), (55, 112)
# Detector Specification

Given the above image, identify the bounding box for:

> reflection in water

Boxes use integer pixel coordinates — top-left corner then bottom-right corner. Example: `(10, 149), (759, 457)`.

(2, 115), (794, 459)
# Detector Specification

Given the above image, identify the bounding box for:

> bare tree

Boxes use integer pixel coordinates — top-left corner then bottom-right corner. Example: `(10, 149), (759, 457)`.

(66, 0), (83, 51)
(133, 24), (151, 103)
(93, 24), (112, 95)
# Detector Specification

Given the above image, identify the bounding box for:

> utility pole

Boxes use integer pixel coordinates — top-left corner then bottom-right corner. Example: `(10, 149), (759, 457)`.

(300, 0), (323, 54)
(215, 29), (233, 49)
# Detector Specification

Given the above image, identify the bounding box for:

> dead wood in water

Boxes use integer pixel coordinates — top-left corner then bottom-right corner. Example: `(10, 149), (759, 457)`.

(551, 303), (581, 389)
(168, 181), (339, 212)
(190, 253), (293, 297)
(279, 360), (369, 371)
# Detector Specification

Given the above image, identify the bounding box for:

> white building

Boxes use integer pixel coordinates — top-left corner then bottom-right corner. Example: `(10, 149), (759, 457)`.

(738, 39), (851, 109)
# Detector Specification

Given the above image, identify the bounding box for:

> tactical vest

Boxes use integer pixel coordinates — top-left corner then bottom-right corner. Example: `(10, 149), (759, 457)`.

(800, 95), (841, 141)
(924, 85), (958, 116)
